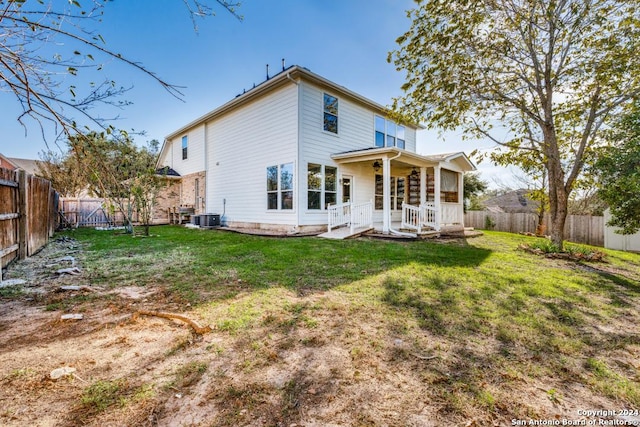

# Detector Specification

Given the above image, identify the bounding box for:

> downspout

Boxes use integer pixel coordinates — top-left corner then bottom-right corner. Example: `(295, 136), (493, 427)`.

(203, 123), (208, 216)
(288, 71), (301, 231)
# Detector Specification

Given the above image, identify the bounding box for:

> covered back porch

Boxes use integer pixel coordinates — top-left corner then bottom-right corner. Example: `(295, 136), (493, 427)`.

(321, 148), (475, 238)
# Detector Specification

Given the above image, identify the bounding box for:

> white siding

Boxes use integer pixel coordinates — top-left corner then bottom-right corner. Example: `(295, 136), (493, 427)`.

(604, 209), (640, 252)
(162, 72), (420, 229)
(404, 125), (417, 152)
(157, 143), (173, 169)
(297, 82), (418, 226)
(206, 83), (299, 226)
(300, 82), (375, 161)
(163, 125), (206, 175)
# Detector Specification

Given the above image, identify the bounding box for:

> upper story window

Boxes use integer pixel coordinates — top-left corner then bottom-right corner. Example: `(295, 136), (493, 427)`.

(323, 93), (338, 134)
(182, 135), (188, 160)
(375, 116), (405, 149)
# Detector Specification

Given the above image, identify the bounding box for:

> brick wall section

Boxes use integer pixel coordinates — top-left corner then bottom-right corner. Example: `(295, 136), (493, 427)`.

(179, 171), (206, 215)
(0, 157), (16, 170)
(152, 179), (180, 224)
(151, 171), (206, 224)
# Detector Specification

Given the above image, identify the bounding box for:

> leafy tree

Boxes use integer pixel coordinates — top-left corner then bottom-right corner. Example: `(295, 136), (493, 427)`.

(389, 0), (640, 249)
(463, 172), (488, 212)
(1, 0), (239, 140)
(131, 164), (165, 237)
(594, 102), (640, 234)
(68, 132), (163, 235)
(37, 151), (86, 198)
(511, 166), (549, 232)
(568, 187), (607, 216)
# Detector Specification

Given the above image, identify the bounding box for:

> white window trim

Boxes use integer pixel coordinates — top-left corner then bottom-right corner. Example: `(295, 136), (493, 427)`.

(374, 115), (406, 149)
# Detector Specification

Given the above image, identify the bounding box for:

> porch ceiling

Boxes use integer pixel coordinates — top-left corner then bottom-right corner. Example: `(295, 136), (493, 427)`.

(331, 147), (438, 167)
(331, 147), (476, 172)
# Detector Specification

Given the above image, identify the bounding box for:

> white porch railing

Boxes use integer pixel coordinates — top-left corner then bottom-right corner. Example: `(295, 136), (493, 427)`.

(328, 203), (350, 232)
(401, 202), (440, 233)
(401, 203), (422, 233)
(422, 202), (439, 230)
(328, 200), (373, 234)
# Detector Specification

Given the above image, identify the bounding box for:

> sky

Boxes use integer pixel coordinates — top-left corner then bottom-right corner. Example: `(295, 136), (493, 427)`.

(0, 0), (515, 187)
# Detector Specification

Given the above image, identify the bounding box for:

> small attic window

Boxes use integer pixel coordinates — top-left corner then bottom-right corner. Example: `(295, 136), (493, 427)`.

(182, 136), (188, 160)
(323, 93), (338, 134)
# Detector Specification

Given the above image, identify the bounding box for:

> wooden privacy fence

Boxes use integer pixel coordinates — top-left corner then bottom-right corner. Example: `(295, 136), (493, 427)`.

(464, 211), (605, 247)
(59, 198), (126, 228)
(1, 168), (57, 276)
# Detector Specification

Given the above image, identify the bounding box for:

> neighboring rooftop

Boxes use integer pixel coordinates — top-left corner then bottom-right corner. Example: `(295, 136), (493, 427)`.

(0, 154), (40, 176)
(483, 189), (539, 214)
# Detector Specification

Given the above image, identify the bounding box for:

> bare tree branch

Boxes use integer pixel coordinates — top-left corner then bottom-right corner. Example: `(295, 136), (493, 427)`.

(0, 0), (239, 144)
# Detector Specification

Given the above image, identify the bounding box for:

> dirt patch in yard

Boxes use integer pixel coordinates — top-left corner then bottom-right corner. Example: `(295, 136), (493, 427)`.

(1, 235), (638, 426)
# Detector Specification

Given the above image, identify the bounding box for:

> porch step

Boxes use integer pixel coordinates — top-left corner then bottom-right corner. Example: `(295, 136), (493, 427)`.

(418, 230), (441, 238)
(317, 226), (374, 240)
(390, 228), (417, 238)
(398, 227), (440, 238)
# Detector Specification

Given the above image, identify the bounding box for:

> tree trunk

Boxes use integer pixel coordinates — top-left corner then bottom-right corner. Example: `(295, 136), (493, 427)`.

(546, 156), (569, 249)
(549, 194), (568, 249)
(535, 206), (546, 236)
(544, 125), (568, 250)
(125, 202), (134, 234)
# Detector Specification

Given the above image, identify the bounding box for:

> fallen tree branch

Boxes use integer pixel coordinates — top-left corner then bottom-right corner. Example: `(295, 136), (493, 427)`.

(411, 352), (439, 361)
(45, 256), (77, 268)
(55, 267), (82, 276)
(134, 310), (212, 335)
(58, 285), (95, 292)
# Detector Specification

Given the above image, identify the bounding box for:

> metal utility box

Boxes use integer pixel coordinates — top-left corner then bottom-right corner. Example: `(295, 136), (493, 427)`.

(201, 214), (220, 227)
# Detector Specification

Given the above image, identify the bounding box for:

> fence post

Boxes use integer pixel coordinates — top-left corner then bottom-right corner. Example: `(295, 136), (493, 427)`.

(17, 170), (28, 260)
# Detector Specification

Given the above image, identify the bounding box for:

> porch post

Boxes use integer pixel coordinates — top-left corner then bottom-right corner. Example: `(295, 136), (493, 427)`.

(458, 171), (464, 225)
(382, 156), (391, 234)
(434, 165), (441, 231)
(420, 167), (427, 205)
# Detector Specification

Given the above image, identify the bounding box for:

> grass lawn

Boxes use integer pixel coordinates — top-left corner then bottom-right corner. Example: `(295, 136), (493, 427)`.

(7, 225), (640, 425)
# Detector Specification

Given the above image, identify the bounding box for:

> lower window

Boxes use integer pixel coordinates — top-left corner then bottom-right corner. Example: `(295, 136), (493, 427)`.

(374, 174), (405, 210)
(307, 163), (337, 209)
(440, 169), (458, 203)
(267, 163), (294, 210)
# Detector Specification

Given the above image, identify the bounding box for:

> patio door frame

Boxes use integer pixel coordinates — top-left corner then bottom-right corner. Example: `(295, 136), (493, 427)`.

(341, 174), (353, 204)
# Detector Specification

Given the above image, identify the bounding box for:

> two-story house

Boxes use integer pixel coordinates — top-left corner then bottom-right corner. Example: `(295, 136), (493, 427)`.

(158, 65), (475, 237)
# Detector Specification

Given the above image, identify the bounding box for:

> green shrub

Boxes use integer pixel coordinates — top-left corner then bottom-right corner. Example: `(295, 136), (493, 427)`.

(484, 215), (496, 230)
